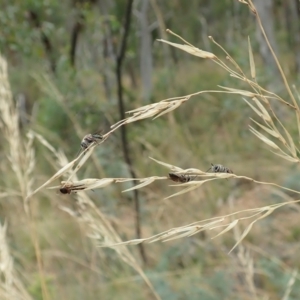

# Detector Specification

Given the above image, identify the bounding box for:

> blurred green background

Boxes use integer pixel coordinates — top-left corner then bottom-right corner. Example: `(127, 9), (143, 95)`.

(1, 0), (300, 299)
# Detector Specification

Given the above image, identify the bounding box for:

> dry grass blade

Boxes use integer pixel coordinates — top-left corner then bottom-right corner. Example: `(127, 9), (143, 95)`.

(152, 99), (187, 119)
(110, 98), (189, 129)
(229, 208), (274, 254)
(164, 182), (204, 199)
(98, 219), (224, 247)
(252, 97), (271, 122)
(244, 95), (298, 158)
(249, 126), (280, 150)
(165, 178), (218, 199)
(31, 130), (57, 153)
(99, 200), (300, 249)
(249, 118), (280, 138)
(157, 39), (216, 59)
(161, 219), (224, 242)
(218, 86), (256, 97)
(161, 227), (203, 242)
(270, 150), (299, 163)
(25, 157), (80, 200)
(149, 157), (184, 172)
(243, 98), (267, 121)
(211, 219), (239, 239)
(63, 144), (95, 183)
(277, 122), (298, 158)
(122, 176), (167, 192)
(248, 36), (256, 79)
(131, 98), (189, 122)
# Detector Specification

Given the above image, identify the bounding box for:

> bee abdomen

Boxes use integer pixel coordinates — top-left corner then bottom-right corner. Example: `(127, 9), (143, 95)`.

(210, 164), (233, 174)
(81, 133), (103, 150)
(168, 173), (194, 183)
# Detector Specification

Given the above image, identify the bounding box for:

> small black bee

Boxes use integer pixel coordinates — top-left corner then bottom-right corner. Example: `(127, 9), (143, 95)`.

(81, 133), (103, 150)
(168, 172), (195, 183)
(59, 184), (85, 194)
(207, 164), (233, 174)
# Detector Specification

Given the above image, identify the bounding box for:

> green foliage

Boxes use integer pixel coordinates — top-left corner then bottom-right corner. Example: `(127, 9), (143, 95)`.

(150, 267), (232, 300)
(258, 259), (300, 299)
(37, 95), (70, 133)
(28, 273), (54, 300)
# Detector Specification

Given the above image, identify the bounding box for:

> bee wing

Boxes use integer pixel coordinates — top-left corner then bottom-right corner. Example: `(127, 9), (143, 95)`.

(75, 146), (83, 158)
(92, 131), (104, 138)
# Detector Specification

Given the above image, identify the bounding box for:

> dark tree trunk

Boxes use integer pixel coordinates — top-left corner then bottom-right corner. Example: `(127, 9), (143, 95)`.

(28, 10), (56, 73)
(284, 0), (300, 73)
(70, 13), (85, 68)
(252, 0), (279, 73)
(138, 0), (153, 103)
(115, 0), (148, 265)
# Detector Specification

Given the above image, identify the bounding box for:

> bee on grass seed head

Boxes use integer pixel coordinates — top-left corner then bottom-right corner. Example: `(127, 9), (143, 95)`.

(59, 183), (85, 195)
(208, 164), (233, 174)
(168, 173), (195, 183)
(80, 133), (103, 150)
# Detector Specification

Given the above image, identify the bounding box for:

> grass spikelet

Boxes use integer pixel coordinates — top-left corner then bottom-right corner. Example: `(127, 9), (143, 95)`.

(98, 200), (300, 249)
(165, 178), (218, 199)
(248, 36), (256, 79)
(157, 39), (216, 59)
(248, 126), (281, 150)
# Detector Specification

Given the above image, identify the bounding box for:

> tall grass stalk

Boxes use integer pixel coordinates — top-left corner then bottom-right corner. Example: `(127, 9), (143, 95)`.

(0, 56), (50, 300)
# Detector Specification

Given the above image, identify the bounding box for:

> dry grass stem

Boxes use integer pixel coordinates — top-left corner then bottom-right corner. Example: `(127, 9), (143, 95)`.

(159, 26), (300, 159)
(157, 39), (216, 59)
(98, 199), (300, 250)
(248, 36), (256, 79)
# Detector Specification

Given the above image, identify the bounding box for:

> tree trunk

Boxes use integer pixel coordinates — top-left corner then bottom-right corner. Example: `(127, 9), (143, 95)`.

(138, 0), (153, 103)
(99, 0), (116, 102)
(252, 0), (279, 75)
(284, 0), (300, 73)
